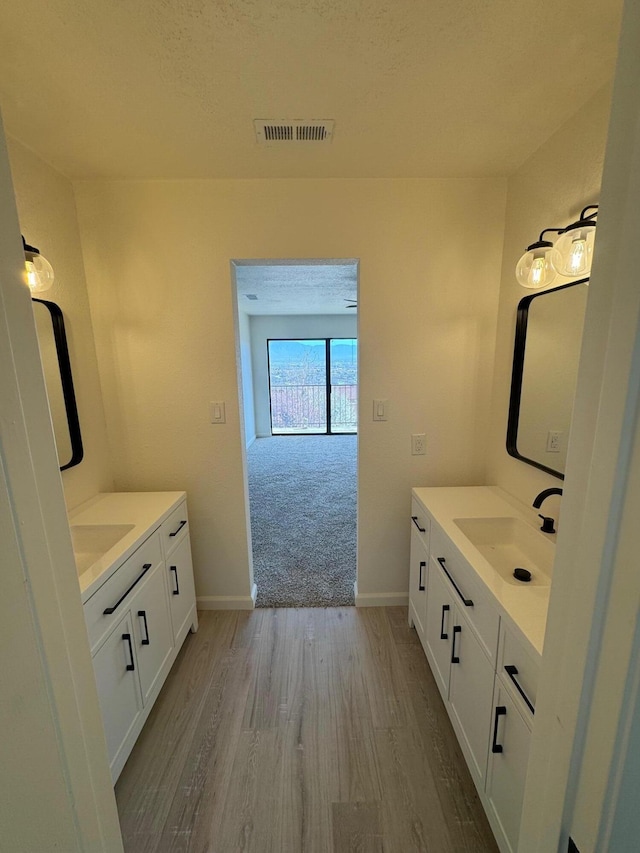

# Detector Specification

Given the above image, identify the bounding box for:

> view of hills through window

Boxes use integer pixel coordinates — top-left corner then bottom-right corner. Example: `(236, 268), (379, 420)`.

(268, 339), (357, 433)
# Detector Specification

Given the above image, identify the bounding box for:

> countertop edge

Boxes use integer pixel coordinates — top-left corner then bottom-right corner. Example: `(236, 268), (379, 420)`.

(75, 491), (187, 603)
(411, 485), (552, 658)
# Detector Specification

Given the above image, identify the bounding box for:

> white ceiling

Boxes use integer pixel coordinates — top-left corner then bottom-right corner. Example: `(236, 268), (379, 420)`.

(234, 260), (358, 315)
(0, 0), (622, 181)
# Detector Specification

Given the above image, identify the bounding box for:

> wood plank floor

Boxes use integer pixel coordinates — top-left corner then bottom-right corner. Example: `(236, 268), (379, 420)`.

(116, 607), (498, 853)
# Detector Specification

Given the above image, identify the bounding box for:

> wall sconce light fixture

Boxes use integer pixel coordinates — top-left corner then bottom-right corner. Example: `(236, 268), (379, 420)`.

(23, 236), (55, 293)
(516, 205), (598, 288)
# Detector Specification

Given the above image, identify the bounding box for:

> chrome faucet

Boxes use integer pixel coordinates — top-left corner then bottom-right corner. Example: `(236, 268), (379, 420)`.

(532, 487), (563, 533)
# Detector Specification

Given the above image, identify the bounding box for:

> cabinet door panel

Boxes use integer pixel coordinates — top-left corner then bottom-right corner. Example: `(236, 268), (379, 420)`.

(485, 679), (532, 853)
(425, 558), (454, 699)
(448, 615), (495, 783)
(131, 562), (174, 704)
(92, 612), (142, 778)
(166, 534), (197, 642)
(408, 525), (428, 637)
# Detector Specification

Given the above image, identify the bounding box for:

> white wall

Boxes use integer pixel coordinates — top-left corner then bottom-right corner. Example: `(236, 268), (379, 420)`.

(74, 178), (507, 605)
(487, 85), (613, 521)
(249, 313), (357, 437)
(7, 137), (113, 511)
(237, 309), (256, 446)
(0, 115), (122, 852)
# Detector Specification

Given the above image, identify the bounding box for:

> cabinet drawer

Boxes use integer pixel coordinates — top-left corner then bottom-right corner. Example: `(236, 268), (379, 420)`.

(160, 500), (189, 557)
(84, 532), (163, 653)
(166, 534), (197, 642)
(498, 623), (540, 718)
(486, 678), (532, 853)
(410, 497), (430, 550)
(430, 528), (500, 662)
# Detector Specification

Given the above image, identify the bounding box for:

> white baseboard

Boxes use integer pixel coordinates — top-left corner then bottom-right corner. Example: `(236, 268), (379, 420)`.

(246, 435), (256, 449)
(353, 581), (408, 608)
(197, 587), (257, 611)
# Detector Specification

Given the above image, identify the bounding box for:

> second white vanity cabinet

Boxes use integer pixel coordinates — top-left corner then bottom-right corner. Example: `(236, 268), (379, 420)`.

(408, 497), (430, 639)
(485, 620), (539, 851)
(73, 491), (198, 782)
(409, 486), (548, 853)
(92, 611), (143, 774)
(424, 550), (497, 787)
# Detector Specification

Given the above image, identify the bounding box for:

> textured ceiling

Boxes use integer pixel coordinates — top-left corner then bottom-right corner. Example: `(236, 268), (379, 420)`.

(234, 260), (358, 315)
(0, 0), (622, 180)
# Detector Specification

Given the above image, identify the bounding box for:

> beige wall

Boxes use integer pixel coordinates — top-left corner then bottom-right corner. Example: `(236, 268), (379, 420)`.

(74, 178), (507, 604)
(488, 85), (613, 521)
(7, 138), (113, 511)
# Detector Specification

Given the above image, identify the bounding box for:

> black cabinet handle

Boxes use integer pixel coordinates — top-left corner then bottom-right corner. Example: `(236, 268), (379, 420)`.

(103, 563), (152, 615)
(492, 705), (507, 753)
(505, 665), (535, 714)
(170, 565), (180, 595)
(418, 560), (426, 591)
(451, 625), (462, 663)
(437, 557), (473, 607)
(138, 610), (150, 645)
(440, 604), (450, 640)
(123, 633), (135, 671)
(169, 519), (187, 537)
(411, 516), (426, 533)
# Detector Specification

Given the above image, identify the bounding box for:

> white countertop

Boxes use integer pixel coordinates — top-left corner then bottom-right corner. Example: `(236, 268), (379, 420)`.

(412, 485), (555, 657)
(70, 491), (186, 602)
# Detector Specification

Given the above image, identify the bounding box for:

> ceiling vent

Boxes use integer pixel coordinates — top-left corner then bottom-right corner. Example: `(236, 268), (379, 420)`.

(254, 120), (334, 145)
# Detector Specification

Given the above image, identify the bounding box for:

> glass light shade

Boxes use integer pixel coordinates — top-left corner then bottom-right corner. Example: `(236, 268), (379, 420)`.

(515, 242), (557, 289)
(24, 251), (55, 293)
(552, 221), (596, 277)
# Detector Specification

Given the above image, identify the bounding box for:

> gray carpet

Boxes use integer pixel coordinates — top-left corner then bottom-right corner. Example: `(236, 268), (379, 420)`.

(247, 435), (357, 607)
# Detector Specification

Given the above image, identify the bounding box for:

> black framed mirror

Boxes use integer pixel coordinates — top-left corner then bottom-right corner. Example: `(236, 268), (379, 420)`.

(32, 298), (83, 470)
(507, 277), (589, 479)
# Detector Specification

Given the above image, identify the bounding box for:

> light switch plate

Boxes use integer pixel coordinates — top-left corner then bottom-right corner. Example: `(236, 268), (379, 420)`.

(373, 399), (388, 421)
(210, 401), (226, 424)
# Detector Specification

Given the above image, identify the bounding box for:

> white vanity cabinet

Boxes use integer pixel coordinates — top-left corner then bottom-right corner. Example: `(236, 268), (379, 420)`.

(130, 561), (174, 704)
(424, 550), (497, 787)
(92, 611), (143, 775)
(75, 492), (198, 782)
(484, 622), (539, 852)
(408, 498), (430, 639)
(424, 557), (455, 696)
(164, 528), (197, 644)
(485, 679), (533, 852)
(409, 486), (547, 853)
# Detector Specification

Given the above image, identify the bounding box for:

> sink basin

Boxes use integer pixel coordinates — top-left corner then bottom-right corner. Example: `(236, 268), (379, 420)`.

(70, 523), (135, 574)
(453, 516), (553, 586)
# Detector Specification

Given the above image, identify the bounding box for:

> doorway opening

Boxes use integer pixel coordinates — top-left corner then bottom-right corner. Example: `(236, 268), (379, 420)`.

(232, 259), (359, 607)
(268, 337), (358, 435)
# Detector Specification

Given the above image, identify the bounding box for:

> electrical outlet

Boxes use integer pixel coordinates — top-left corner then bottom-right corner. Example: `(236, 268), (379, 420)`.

(546, 430), (562, 452)
(411, 433), (426, 455)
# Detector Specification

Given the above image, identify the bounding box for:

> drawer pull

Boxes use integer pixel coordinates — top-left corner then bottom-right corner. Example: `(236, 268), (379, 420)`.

(170, 565), (180, 595)
(138, 610), (150, 645)
(492, 705), (507, 753)
(411, 516), (426, 533)
(505, 665), (535, 715)
(437, 557), (474, 607)
(169, 519), (187, 537)
(103, 563), (152, 615)
(440, 604), (450, 640)
(451, 624), (462, 663)
(123, 633), (135, 671)
(418, 560), (426, 591)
